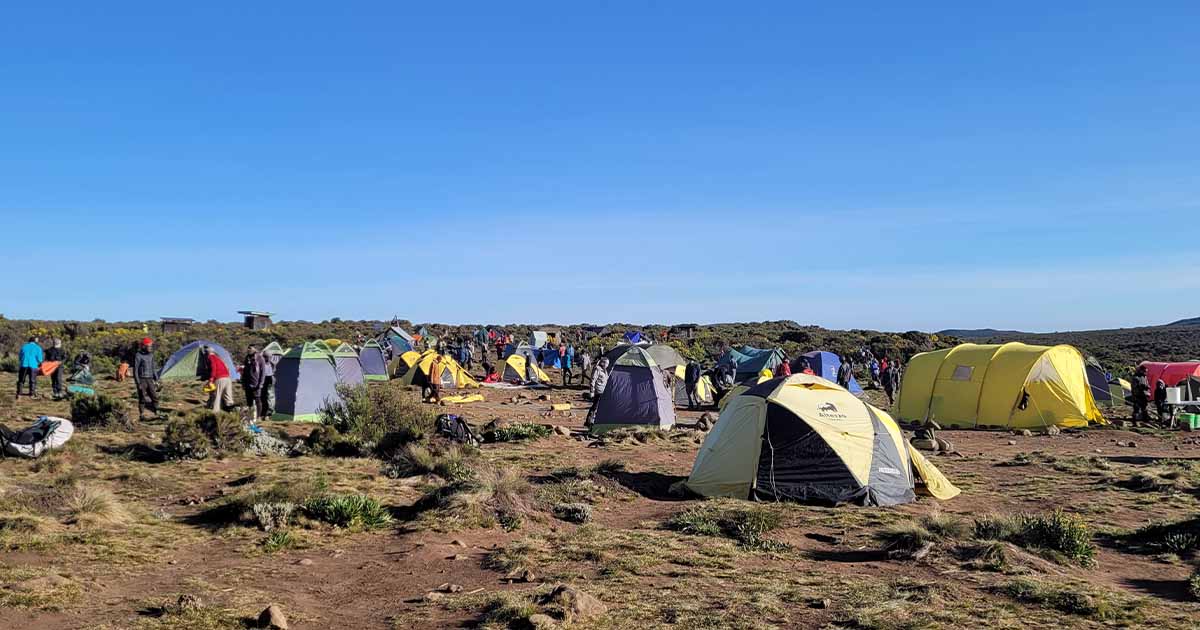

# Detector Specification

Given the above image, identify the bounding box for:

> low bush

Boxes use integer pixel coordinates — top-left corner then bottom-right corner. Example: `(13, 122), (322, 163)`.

(665, 503), (787, 551)
(70, 393), (132, 430)
(876, 513), (969, 553)
(303, 425), (364, 458)
(63, 486), (129, 527)
(162, 411), (249, 460)
(1189, 570), (1200, 601)
(381, 442), (477, 482)
(319, 384), (435, 454)
(997, 578), (1141, 621)
(0, 356), (17, 373)
(251, 502), (296, 532)
(975, 510), (1096, 566)
(488, 422), (553, 443)
(415, 462), (533, 531)
(261, 530), (299, 554)
(303, 494), (392, 530)
(1113, 516), (1200, 555)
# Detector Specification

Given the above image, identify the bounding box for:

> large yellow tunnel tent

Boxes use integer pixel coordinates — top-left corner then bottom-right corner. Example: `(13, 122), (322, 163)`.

(897, 342), (1105, 429)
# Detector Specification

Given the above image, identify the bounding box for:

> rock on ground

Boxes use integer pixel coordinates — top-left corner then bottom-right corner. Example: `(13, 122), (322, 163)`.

(258, 603), (289, 629)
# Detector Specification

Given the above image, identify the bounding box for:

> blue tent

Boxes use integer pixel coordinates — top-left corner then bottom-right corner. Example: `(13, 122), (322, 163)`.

(539, 348), (562, 369)
(623, 331), (644, 344)
(797, 351), (863, 394)
(717, 346), (786, 382)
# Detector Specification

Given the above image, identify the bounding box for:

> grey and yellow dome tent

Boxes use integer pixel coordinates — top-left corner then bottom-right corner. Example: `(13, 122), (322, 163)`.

(670, 364), (714, 407)
(331, 343), (366, 386)
(272, 342), (342, 422)
(897, 342), (1106, 430)
(502, 353), (550, 384)
(686, 374), (958, 505)
(590, 345), (675, 434)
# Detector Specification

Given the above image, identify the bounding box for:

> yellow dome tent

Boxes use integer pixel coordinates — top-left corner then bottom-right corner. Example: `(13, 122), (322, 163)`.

(670, 364), (714, 407)
(502, 354), (550, 384)
(897, 342), (1106, 430)
(397, 351), (479, 389)
(394, 350), (423, 378)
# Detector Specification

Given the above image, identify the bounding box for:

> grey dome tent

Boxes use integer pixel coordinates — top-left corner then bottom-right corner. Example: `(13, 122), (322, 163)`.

(591, 345), (675, 434)
(272, 342), (342, 422)
(359, 340), (389, 381)
(331, 343), (366, 386)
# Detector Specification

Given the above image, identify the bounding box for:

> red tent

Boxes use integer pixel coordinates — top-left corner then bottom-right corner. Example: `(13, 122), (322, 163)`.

(1140, 361), (1200, 387)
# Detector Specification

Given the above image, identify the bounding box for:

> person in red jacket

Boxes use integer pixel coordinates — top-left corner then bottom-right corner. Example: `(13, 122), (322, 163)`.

(206, 347), (235, 412)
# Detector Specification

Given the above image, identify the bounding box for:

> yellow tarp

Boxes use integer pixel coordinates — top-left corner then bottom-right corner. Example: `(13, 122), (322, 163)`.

(906, 445), (962, 500)
(441, 394), (484, 404)
(898, 342), (1105, 429)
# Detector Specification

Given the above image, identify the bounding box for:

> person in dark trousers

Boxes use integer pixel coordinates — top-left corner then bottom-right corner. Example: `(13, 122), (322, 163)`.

(133, 337), (161, 419)
(424, 354), (444, 403)
(559, 342), (571, 386)
(836, 358), (853, 389)
(684, 360), (702, 410)
(881, 359), (896, 406)
(46, 338), (67, 399)
(241, 346), (265, 422)
(1131, 365), (1150, 421)
(525, 353), (540, 384)
(260, 348), (278, 421)
(16, 336), (43, 399)
(1154, 379), (1170, 425)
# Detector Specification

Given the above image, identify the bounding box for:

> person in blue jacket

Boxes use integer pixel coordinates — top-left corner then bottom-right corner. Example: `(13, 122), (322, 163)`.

(17, 336), (44, 399)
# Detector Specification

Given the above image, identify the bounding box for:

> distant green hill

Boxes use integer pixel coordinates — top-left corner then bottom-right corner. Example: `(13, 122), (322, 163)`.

(937, 328), (1030, 339)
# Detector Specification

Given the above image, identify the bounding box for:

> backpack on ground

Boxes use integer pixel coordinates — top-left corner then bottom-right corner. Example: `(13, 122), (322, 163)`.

(0, 416), (75, 459)
(436, 414), (480, 446)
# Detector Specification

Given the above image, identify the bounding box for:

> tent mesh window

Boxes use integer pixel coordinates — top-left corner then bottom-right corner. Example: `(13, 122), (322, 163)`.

(951, 365), (973, 381)
(753, 402), (861, 504)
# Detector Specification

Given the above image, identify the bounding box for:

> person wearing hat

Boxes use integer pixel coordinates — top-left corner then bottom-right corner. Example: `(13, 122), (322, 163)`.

(45, 338), (68, 399)
(133, 337), (161, 419)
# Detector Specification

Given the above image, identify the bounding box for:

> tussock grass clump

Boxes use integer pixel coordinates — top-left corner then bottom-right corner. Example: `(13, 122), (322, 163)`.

(382, 441), (477, 482)
(162, 411), (249, 460)
(835, 578), (941, 630)
(552, 502), (593, 524)
(261, 530), (300, 553)
(997, 578), (1142, 621)
(876, 512), (969, 553)
(70, 393), (132, 430)
(320, 384), (435, 454)
(1119, 467), (1195, 493)
(64, 486), (130, 527)
(974, 510), (1096, 567)
(665, 502), (787, 551)
(303, 494), (392, 530)
(416, 462), (533, 531)
(477, 592), (540, 627)
(1189, 569), (1200, 601)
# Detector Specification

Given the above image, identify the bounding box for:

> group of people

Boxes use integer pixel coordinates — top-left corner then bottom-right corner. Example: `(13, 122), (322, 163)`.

(1130, 364), (1175, 425)
(15, 336), (71, 400)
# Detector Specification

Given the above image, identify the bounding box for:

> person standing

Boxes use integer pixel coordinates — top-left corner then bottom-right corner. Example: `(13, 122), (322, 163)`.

(424, 354), (444, 403)
(580, 349), (593, 385)
(558, 342), (570, 386)
(133, 337), (161, 419)
(240, 346), (265, 421)
(778, 357), (792, 377)
(586, 357), (610, 427)
(837, 357), (853, 389)
(684, 360), (702, 410)
(260, 347), (278, 421)
(206, 347), (235, 412)
(525, 352), (541, 384)
(1131, 365), (1150, 421)
(16, 336), (43, 399)
(881, 359), (896, 406)
(45, 338), (67, 399)
(1154, 379), (1170, 425)
(566, 344), (576, 383)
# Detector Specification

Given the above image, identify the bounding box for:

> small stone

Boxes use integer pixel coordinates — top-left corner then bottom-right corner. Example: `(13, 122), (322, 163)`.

(1045, 426), (1060, 435)
(544, 584), (607, 622)
(175, 594), (202, 613)
(451, 539), (468, 548)
(528, 613), (558, 629)
(1019, 429), (1033, 437)
(451, 554), (469, 561)
(809, 598), (831, 609)
(437, 582), (463, 593)
(297, 559), (313, 566)
(1007, 440), (1016, 446)
(1125, 441), (1137, 448)
(423, 591), (446, 603)
(554, 425), (571, 436)
(257, 603), (289, 629)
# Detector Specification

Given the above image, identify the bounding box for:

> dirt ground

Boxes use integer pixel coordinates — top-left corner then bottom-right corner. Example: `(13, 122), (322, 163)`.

(0, 366), (1198, 629)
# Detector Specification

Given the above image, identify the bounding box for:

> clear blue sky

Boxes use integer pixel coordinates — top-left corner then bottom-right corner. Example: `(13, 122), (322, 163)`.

(3, 2), (1198, 332)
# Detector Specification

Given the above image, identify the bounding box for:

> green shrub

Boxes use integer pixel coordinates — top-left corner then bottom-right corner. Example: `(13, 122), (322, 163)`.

(320, 384), (434, 453)
(162, 418), (213, 460)
(70, 393), (131, 429)
(261, 530), (298, 553)
(1115, 516), (1200, 555)
(489, 422), (553, 443)
(1189, 570), (1200, 601)
(0, 356), (17, 373)
(303, 494), (392, 530)
(161, 411), (249, 460)
(381, 442), (477, 483)
(304, 425), (363, 457)
(1013, 510), (1096, 566)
